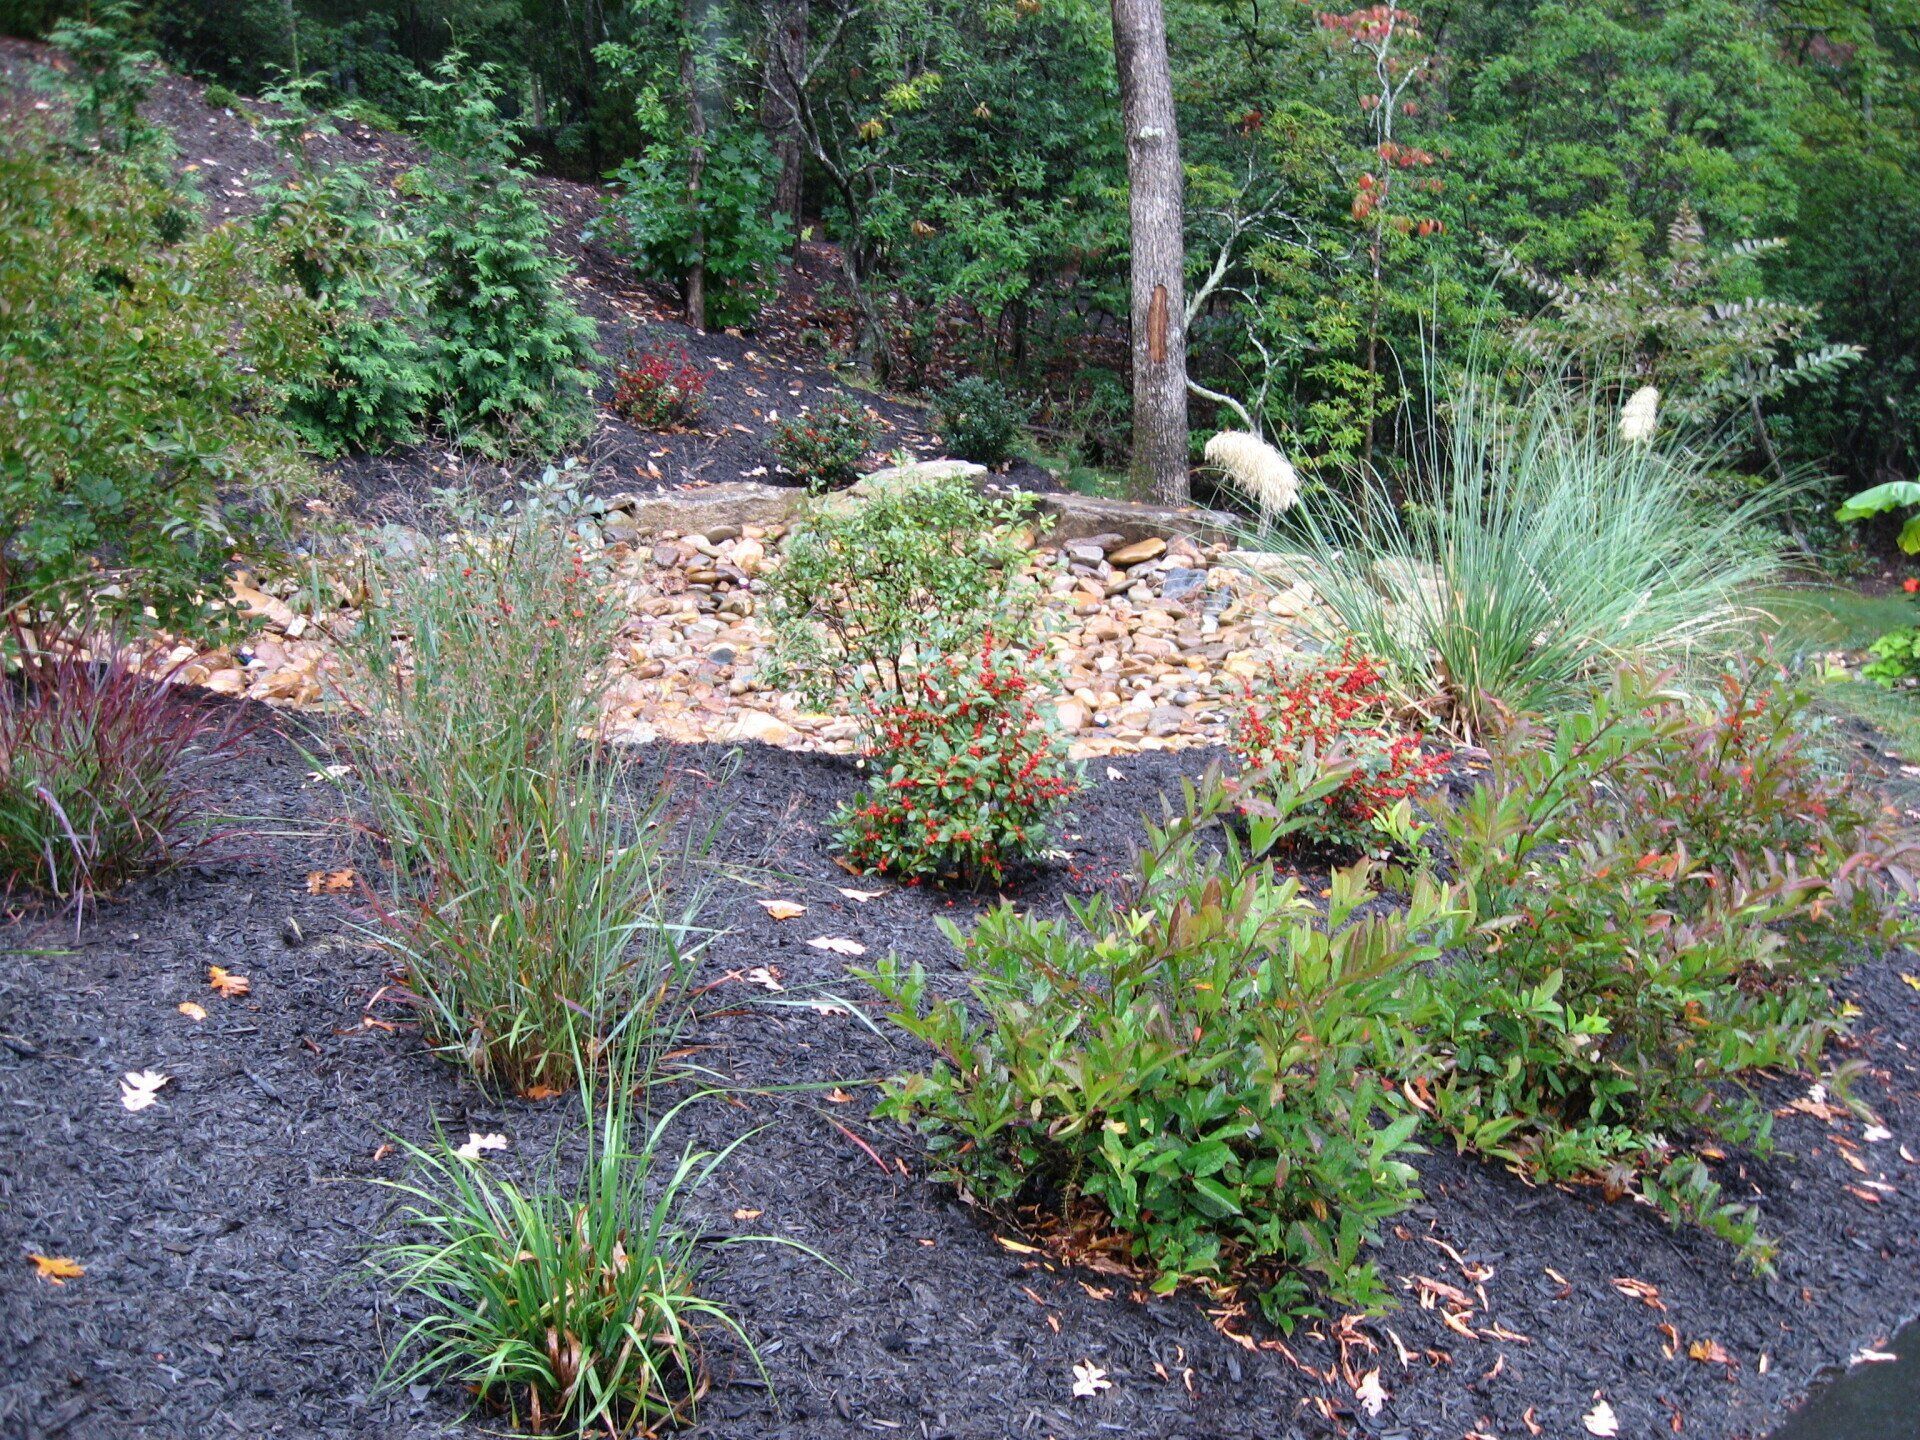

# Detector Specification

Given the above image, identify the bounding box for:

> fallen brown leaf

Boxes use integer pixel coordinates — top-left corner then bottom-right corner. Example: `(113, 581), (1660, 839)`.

(757, 899), (807, 921)
(306, 869), (355, 894)
(1611, 1276), (1666, 1311)
(807, 936), (866, 957)
(1689, 1337), (1733, 1366)
(177, 1001), (207, 1021)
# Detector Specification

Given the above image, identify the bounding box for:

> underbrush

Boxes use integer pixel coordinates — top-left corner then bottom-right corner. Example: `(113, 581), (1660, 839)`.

(1230, 644), (1446, 856)
(340, 482), (708, 1094)
(771, 395), (880, 490)
(1418, 665), (1914, 1261)
(768, 470), (1075, 883)
(834, 640), (1079, 886)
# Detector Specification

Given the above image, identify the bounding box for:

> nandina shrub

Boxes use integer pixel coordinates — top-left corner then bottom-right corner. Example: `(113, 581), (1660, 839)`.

(1419, 665), (1919, 1263)
(864, 780), (1465, 1326)
(833, 643), (1080, 886)
(611, 342), (708, 430)
(772, 394), (879, 490)
(0, 641), (248, 904)
(1231, 644), (1446, 853)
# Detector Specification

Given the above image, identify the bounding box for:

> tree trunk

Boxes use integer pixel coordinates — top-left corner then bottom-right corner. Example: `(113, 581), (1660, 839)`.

(1110, 0), (1189, 503)
(766, 0), (808, 261)
(681, 0), (708, 330)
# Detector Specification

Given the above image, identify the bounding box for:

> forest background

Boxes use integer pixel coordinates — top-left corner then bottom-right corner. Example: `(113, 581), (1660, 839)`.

(6, 0), (1917, 540)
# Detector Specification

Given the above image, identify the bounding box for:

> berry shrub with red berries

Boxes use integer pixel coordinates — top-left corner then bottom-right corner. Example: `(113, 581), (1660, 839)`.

(1231, 643), (1446, 852)
(834, 640), (1081, 886)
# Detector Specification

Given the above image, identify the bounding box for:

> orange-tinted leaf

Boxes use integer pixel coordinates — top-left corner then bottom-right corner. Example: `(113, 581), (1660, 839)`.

(208, 967), (250, 998)
(29, 1254), (83, 1284)
(306, 869), (355, 894)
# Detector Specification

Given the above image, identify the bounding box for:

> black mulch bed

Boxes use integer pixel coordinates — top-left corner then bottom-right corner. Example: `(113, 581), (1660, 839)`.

(0, 39), (1061, 529)
(4, 717), (1920, 1440)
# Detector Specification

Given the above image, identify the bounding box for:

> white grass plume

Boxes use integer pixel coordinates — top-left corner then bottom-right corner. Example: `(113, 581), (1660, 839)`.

(1205, 430), (1300, 514)
(1619, 385), (1660, 443)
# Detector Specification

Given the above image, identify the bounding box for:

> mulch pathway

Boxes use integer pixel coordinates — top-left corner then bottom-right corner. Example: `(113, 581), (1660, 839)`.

(4, 721), (1919, 1440)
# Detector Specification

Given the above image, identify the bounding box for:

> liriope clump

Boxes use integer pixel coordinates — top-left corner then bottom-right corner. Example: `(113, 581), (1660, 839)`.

(1205, 430), (1300, 516)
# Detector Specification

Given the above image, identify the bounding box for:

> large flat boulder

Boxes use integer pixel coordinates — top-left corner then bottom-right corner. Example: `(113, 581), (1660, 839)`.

(617, 483), (804, 537)
(1019, 490), (1240, 547)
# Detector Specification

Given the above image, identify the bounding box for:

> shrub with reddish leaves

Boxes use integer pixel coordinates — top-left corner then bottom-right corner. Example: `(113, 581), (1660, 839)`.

(835, 643), (1081, 886)
(772, 394), (879, 490)
(611, 342), (707, 430)
(1231, 644), (1445, 853)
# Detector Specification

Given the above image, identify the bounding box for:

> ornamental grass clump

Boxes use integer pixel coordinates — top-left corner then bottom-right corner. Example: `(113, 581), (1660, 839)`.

(1418, 665), (1917, 1261)
(0, 630), (248, 906)
(834, 640), (1080, 886)
(865, 779), (1466, 1325)
(372, 1041), (764, 1435)
(342, 481), (709, 1095)
(1265, 377), (1780, 738)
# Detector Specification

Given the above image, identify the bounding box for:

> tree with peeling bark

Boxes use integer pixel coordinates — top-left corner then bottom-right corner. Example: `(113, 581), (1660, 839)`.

(1110, 0), (1189, 504)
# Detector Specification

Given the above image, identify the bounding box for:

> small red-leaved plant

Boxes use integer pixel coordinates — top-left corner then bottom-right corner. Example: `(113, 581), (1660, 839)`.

(835, 641), (1080, 886)
(611, 343), (707, 430)
(1232, 644), (1445, 853)
(0, 639), (250, 906)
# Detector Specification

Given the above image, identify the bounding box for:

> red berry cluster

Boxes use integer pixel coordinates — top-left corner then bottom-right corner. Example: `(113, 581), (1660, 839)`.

(835, 639), (1081, 885)
(1231, 643), (1445, 851)
(611, 343), (707, 430)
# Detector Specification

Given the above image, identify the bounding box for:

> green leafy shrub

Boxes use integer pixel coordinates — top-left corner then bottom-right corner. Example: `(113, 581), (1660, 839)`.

(835, 641), (1080, 885)
(256, 81), (433, 456)
(1279, 378), (1780, 737)
(771, 395), (880, 490)
(341, 481), (707, 1094)
(0, 119), (317, 631)
(866, 781), (1465, 1325)
(202, 83), (239, 111)
(765, 471), (1037, 714)
(0, 633), (248, 905)
(373, 1056), (761, 1433)
(595, 130), (789, 329)
(46, 2), (158, 157)
(411, 57), (598, 458)
(1863, 624), (1920, 685)
(1420, 666), (1916, 1260)
(611, 342), (708, 430)
(935, 377), (1032, 465)
(1231, 644), (1446, 854)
